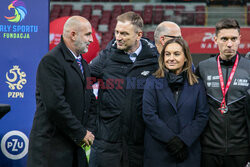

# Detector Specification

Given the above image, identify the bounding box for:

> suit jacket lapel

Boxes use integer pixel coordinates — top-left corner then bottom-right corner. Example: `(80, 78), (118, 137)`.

(162, 77), (178, 112)
(177, 81), (190, 109)
(59, 39), (86, 85)
(71, 61), (86, 84)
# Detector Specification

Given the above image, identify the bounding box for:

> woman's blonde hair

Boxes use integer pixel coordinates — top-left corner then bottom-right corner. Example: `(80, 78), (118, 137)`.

(154, 38), (198, 85)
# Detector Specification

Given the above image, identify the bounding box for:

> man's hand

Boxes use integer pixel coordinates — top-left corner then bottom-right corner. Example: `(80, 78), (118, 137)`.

(83, 130), (95, 146)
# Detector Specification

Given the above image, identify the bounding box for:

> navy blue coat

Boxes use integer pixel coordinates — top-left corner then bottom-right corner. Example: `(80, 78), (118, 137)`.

(142, 75), (209, 167)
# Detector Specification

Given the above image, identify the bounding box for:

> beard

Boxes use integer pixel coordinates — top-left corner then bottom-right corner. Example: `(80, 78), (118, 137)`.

(74, 38), (89, 54)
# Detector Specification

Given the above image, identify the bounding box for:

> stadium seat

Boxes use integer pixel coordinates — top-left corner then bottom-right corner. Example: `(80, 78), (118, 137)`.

(123, 5), (133, 12)
(195, 13), (205, 25)
(145, 31), (154, 41)
(59, 4), (72, 17)
(175, 5), (185, 11)
(142, 5), (153, 24)
(195, 5), (205, 12)
(109, 19), (117, 32)
(81, 12), (91, 20)
(113, 5), (123, 13)
(90, 15), (100, 30)
(94, 5), (103, 11)
(134, 10), (142, 17)
(248, 13), (250, 25)
(182, 11), (194, 25)
(82, 5), (92, 12)
(71, 10), (81, 16)
(52, 4), (62, 12)
(165, 5), (175, 10)
(100, 10), (111, 24)
(154, 6), (164, 24)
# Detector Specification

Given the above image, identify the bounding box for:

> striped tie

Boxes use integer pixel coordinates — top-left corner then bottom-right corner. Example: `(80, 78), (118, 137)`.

(76, 57), (84, 74)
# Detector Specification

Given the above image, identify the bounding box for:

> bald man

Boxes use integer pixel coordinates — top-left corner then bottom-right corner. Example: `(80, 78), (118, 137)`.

(154, 21), (195, 71)
(154, 21), (182, 54)
(27, 16), (96, 167)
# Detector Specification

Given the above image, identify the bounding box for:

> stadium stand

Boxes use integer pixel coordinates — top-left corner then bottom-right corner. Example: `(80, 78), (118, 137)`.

(248, 4), (250, 25)
(49, 2), (248, 49)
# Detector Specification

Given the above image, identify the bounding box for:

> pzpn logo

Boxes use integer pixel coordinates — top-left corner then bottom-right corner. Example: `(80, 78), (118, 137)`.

(6, 65), (27, 90)
(6, 65), (27, 98)
(4, 0), (27, 23)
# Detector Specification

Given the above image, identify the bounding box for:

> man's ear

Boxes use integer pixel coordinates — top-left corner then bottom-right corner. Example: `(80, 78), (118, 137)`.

(137, 31), (143, 41)
(214, 35), (218, 45)
(160, 36), (165, 46)
(71, 31), (76, 41)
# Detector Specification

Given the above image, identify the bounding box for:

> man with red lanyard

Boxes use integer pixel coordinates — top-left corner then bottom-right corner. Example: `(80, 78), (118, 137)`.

(196, 18), (250, 167)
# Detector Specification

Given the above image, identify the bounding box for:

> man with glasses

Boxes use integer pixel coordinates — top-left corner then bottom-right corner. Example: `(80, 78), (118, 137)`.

(154, 21), (182, 54)
(154, 21), (195, 71)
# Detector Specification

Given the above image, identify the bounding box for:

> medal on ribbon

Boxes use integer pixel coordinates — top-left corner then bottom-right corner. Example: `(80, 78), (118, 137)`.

(218, 104), (228, 114)
(217, 54), (239, 114)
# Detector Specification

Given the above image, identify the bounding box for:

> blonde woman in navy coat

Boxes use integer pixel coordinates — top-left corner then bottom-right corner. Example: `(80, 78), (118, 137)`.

(143, 38), (209, 167)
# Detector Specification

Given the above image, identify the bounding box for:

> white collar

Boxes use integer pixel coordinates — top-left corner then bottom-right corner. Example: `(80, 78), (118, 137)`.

(68, 48), (81, 59)
(132, 41), (142, 56)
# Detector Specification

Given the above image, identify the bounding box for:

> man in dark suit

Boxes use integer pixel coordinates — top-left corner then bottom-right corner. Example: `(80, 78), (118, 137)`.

(154, 21), (182, 54)
(154, 21), (196, 71)
(27, 16), (96, 167)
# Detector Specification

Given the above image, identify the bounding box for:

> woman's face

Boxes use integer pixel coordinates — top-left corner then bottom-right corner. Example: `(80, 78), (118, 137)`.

(164, 43), (186, 75)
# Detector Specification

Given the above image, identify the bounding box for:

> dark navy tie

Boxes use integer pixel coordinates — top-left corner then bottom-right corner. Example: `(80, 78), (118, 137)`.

(130, 53), (137, 62)
(76, 57), (84, 74)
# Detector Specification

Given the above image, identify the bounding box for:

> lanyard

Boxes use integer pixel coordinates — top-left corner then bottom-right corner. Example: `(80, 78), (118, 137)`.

(217, 54), (239, 114)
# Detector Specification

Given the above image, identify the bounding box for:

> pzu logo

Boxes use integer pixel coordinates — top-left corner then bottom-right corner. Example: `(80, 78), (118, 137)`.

(1, 130), (29, 160)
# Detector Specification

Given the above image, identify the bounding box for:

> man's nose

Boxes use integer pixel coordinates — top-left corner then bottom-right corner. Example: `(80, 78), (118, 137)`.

(227, 40), (233, 47)
(116, 33), (122, 41)
(89, 35), (93, 43)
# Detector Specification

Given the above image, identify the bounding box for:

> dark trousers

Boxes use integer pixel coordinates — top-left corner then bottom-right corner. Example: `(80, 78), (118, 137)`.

(89, 139), (143, 167)
(201, 153), (250, 167)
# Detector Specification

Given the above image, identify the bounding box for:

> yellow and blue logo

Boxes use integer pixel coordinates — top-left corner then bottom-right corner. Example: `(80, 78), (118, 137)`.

(6, 65), (27, 90)
(6, 65), (27, 98)
(4, 0), (27, 23)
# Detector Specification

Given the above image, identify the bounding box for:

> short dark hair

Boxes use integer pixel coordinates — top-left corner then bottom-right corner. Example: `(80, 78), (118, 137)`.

(116, 11), (143, 32)
(215, 18), (240, 36)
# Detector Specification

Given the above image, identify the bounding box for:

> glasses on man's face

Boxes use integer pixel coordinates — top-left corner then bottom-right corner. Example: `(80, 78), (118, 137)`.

(163, 35), (182, 39)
